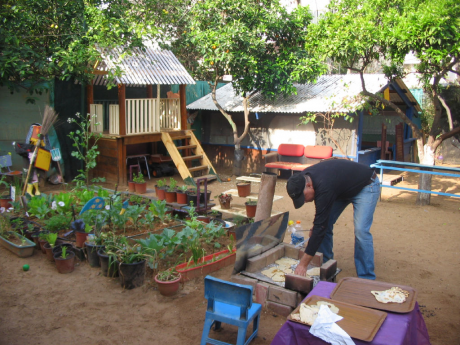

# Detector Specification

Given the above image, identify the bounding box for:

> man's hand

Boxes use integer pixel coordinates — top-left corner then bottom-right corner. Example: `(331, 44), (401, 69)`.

(294, 253), (313, 276)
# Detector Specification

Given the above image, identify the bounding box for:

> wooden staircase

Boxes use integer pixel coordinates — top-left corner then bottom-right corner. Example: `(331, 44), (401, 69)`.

(161, 130), (221, 186)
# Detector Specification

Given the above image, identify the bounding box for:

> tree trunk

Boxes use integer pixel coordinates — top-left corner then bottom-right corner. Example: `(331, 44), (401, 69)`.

(416, 145), (435, 205)
(233, 146), (245, 176)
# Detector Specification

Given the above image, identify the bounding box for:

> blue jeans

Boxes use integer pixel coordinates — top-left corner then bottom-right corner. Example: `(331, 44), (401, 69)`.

(317, 177), (380, 280)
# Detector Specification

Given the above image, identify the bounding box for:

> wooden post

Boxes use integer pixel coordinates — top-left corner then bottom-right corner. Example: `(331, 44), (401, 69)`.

(86, 83), (94, 115)
(254, 172), (277, 222)
(118, 84), (126, 136)
(147, 85), (153, 98)
(156, 85), (161, 131)
(179, 84), (187, 130)
(117, 138), (127, 186)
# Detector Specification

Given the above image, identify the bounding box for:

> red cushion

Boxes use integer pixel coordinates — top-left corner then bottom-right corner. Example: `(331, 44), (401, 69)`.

(304, 146), (333, 159)
(265, 162), (302, 169)
(277, 144), (305, 157)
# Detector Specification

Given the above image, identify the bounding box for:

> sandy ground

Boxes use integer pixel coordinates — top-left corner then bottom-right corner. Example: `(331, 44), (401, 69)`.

(0, 169), (459, 345)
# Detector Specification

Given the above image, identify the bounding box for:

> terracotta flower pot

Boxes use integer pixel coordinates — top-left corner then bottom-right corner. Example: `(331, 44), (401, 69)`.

(197, 216), (210, 224)
(43, 243), (56, 262)
(54, 251), (76, 274)
(219, 199), (232, 209)
(128, 181), (136, 193)
(38, 238), (47, 254)
(0, 198), (12, 209)
(176, 191), (188, 205)
(75, 231), (88, 248)
(135, 182), (147, 194)
(155, 273), (181, 297)
(245, 202), (257, 218)
(165, 190), (177, 203)
(236, 182), (251, 197)
(156, 187), (166, 201)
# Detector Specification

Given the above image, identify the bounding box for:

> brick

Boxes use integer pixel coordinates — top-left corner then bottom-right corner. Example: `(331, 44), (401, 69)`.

(283, 244), (301, 259)
(266, 301), (294, 317)
(320, 259), (337, 281)
(255, 282), (270, 306)
(260, 245), (285, 265)
(285, 274), (314, 295)
(245, 256), (267, 273)
(311, 252), (323, 267)
(268, 285), (299, 308)
(230, 274), (257, 293)
(297, 292), (307, 306)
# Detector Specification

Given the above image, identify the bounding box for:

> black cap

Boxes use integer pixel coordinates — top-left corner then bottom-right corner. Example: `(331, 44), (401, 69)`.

(286, 173), (306, 209)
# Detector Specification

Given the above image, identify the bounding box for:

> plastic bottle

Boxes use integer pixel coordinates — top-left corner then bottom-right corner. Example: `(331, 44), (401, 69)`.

(294, 220), (302, 233)
(287, 220), (295, 234)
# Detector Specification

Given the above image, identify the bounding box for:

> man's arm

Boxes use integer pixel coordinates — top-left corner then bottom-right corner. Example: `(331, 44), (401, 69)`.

(294, 252), (313, 276)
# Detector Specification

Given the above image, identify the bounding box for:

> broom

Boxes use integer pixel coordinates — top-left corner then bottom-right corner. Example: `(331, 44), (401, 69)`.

(21, 105), (59, 196)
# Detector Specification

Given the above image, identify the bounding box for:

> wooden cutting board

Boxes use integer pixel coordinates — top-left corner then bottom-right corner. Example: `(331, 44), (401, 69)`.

(287, 295), (387, 342)
(330, 277), (417, 313)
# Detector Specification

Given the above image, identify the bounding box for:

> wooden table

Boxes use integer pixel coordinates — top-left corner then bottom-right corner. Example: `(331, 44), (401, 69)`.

(211, 204), (283, 218)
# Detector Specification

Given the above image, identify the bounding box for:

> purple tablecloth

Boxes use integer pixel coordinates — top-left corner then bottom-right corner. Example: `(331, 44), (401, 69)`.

(271, 282), (431, 345)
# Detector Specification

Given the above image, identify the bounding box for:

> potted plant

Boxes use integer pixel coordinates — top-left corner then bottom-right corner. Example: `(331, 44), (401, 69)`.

(0, 176), (12, 209)
(245, 199), (257, 218)
(209, 209), (223, 219)
(155, 179), (167, 200)
(236, 181), (251, 197)
(43, 232), (58, 262)
(0, 215), (35, 258)
(105, 236), (156, 289)
(176, 185), (188, 204)
(186, 186), (199, 206)
(71, 219), (89, 248)
(54, 246), (76, 274)
(165, 177), (177, 203)
(97, 232), (119, 278)
(154, 268), (181, 296)
(84, 213), (106, 268)
(133, 172), (147, 194)
(217, 193), (233, 209)
(45, 214), (72, 234)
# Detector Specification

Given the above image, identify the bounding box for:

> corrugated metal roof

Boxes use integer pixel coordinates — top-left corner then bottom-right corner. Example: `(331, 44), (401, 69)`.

(92, 47), (195, 87)
(187, 74), (415, 113)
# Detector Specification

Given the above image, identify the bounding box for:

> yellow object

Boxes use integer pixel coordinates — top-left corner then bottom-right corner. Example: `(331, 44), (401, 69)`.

(288, 220), (294, 226)
(26, 184), (34, 196)
(33, 183), (40, 196)
(120, 209), (126, 215)
(384, 88), (390, 101)
(35, 148), (51, 171)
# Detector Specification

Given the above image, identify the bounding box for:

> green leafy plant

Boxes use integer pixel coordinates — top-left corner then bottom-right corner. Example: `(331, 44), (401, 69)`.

(167, 177), (177, 192)
(157, 179), (165, 188)
(148, 200), (169, 224)
(177, 185), (188, 193)
(45, 233), (58, 247)
(187, 238), (206, 267)
(44, 214), (72, 233)
(74, 188), (95, 206)
(27, 195), (53, 219)
(53, 192), (74, 215)
(245, 199), (257, 206)
(156, 267), (180, 282)
(132, 172), (145, 184)
(60, 246), (69, 259)
(67, 113), (105, 188)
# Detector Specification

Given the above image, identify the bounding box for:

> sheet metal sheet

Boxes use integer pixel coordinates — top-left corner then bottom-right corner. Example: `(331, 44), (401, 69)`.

(233, 212), (289, 274)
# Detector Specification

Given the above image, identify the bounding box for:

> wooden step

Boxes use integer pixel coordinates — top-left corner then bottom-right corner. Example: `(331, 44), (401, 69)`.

(176, 144), (197, 150)
(189, 165), (208, 172)
(182, 155), (203, 161)
(169, 135), (191, 141)
(193, 174), (218, 183)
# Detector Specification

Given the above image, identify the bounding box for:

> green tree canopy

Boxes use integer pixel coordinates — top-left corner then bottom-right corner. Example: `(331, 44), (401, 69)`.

(159, 0), (324, 174)
(305, 0), (460, 205)
(0, 0), (162, 92)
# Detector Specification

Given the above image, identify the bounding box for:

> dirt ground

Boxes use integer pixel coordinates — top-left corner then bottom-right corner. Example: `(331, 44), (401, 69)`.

(1, 168), (459, 345)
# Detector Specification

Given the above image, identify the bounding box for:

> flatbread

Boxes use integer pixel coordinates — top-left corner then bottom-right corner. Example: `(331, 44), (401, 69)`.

(306, 267), (320, 276)
(275, 257), (298, 267)
(371, 287), (409, 304)
(261, 267), (279, 277)
(292, 301), (340, 325)
(272, 272), (286, 282)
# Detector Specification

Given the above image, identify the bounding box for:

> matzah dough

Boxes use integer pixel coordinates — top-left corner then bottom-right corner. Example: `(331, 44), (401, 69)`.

(292, 301), (340, 326)
(307, 267), (320, 276)
(371, 287), (409, 304)
(275, 257), (299, 267)
(272, 272), (286, 282)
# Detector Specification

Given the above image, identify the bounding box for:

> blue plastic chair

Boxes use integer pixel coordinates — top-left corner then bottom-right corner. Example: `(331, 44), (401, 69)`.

(201, 276), (262, 345)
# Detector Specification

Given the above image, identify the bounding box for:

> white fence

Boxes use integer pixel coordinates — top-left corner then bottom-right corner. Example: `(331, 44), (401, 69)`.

(89, 104), (103, 133)
(106, 99), (181, 135)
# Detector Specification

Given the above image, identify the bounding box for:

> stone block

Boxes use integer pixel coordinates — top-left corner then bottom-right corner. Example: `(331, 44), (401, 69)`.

(255, 282), (270, 306)
(297, 292), (307, 306)
(320, 259), (337, 281)
(283, 244), (300, 259)
(266, 301), (294, 317)
(285, 274), (314, 295)
(230, 274), (258, 293)
(311, 252), (323, 267)
(268, 285), (299, 308)
(245, 256), (267, 273)
(261, 245), (285, 265)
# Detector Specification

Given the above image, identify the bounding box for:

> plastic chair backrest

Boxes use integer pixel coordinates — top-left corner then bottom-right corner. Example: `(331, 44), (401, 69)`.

(0, 155), (13, 171)
(204, 276), (253, 321)
(304, 145), (333, 159)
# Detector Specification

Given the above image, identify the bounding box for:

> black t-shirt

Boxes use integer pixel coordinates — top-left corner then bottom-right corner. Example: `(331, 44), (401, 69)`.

(303, 159), (374, 256)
